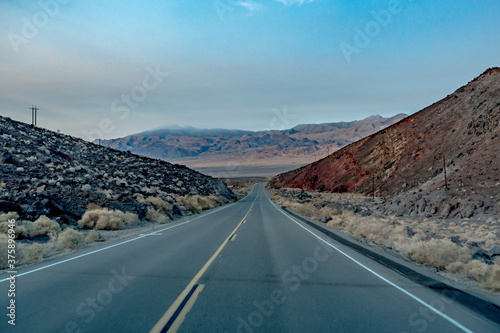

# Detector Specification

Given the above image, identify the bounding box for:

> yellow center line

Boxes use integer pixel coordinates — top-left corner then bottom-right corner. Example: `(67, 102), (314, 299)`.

(149, 197), (256, 333)
(167, 284), (205, 333)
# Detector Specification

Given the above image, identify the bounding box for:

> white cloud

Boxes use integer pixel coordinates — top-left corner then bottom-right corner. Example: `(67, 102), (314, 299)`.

(274, 0), (315, 5)
(237, 1), (264, 14)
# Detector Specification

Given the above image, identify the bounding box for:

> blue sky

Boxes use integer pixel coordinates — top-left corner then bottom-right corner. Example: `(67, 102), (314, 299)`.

(0, 0), (499, 140)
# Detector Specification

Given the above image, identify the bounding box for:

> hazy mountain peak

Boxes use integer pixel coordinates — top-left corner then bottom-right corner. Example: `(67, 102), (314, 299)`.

(100, 114), (406, 166)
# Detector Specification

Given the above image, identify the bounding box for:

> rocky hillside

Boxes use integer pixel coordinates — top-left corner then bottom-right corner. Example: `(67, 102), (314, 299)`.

(0, 116), (233, 225)
(269, 68), (500, 218)
(100, 114), (406, 167)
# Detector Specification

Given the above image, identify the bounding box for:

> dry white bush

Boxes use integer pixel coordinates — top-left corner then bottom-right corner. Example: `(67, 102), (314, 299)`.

(56, 228), (84, 250)
(137, 196), (172, 213)
(0, 212), (18, 224)
(25, 242), (47, 261)
(145, 207), (167, 224)
(123, 212), (139, 226)
(0, 234), (9, 269)
(407, 239), (471, 269)
(28, 215), (61, 237)
(87, 230), (104, 242)
(176, 195), (219, 214)
(79, 208), (138, 230)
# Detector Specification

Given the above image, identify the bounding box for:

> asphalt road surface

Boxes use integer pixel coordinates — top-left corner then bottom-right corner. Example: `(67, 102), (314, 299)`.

(1, 183), (499, 332)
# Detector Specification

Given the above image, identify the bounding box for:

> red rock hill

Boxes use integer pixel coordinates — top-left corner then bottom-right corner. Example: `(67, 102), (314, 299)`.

(269, 68), (500, 205)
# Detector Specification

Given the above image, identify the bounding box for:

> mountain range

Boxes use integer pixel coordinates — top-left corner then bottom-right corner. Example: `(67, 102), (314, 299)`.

(100, 114), (407, 168)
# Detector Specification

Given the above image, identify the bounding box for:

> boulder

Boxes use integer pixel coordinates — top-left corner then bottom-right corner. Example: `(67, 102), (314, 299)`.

(56, 214), (77, 226)
(489, 245), (500, 258)
(472, 248), (492, 264)
(297, 190), (311, 200)
(1, 152), (14, 164)
(0, 200), (22, 215)
(171, 205), (182, 217)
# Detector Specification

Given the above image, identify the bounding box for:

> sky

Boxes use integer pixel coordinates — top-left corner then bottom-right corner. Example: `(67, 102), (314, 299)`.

(0, 0), (499, 141)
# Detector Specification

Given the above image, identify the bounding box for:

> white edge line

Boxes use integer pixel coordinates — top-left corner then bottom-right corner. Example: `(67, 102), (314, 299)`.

(0, 199), (240, 283)
(266, 195), (473, 333)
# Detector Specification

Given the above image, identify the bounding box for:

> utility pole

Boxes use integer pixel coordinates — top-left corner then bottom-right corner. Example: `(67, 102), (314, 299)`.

(29, 105), (39, 126)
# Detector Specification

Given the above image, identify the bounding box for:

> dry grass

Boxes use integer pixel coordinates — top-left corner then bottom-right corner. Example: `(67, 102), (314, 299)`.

(0, 212), (30, 239)
(407, 239), (471, 269)
(78, 208), (139, 230)
(0, 211), (18, 224)
(175, 195), (221, 214)
(1, 214), (61, 239)
(137, 196), (173, 213)
(25, 242), (47, 261)
(0, 234), (9, 269)
(56, 228), (84, 250)
(28, 215), (61, 237)
(145, 207), (168, 224)
(87, 230), (104, 242)
(272, 188), (500, 292)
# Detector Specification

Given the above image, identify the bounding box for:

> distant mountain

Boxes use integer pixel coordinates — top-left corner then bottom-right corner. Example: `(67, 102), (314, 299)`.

(100, 114), (407, 167)
(269, 68), (500, 218)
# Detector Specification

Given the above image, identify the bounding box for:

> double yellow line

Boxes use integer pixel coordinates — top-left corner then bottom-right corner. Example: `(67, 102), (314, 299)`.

(150, 197), (256, 333)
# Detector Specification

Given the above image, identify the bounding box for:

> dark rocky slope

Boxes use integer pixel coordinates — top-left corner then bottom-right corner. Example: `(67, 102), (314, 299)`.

(0, 116), (233, 225)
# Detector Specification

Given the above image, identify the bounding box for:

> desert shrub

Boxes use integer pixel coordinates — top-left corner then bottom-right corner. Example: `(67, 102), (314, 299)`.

(87, 230), (103, 242)
(146, 207), (167, 224)
(176, 195), (221, 213)
(407, 239), (471, 269)
(138, 196), (172, 213)
(26, 243), (46, 261)
(29, 216), (61, 237)
(79, 208), (139, 230)
(94, 211), (123, 230)
(0, 212), (29, 239)
(56, 228), (84, 250)
(0, 234), (8, 269)
(0, 221), (29, 240)
(447, 261), (500, 292)
(0, 212), (18, 224)
(482, 263), (500, 292)
(446, 260), (491, 282)
(123, 212), (139, 226)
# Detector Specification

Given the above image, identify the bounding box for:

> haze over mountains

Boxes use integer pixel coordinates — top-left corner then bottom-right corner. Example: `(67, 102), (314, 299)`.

(270, 68), (500, 218)
(100, 114), (406, 168)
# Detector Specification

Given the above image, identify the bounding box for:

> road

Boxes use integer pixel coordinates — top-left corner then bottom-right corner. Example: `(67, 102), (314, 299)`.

(1, 183), (499, 332)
